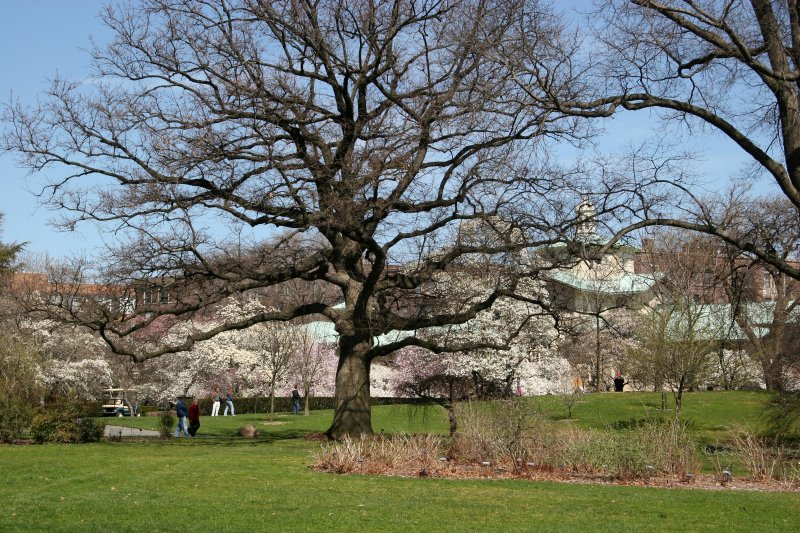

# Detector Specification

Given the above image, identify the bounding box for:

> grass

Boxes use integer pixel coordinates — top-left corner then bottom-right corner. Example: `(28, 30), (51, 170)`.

(535, 390), (772, 444)
(102, 403), (450, 439)
(2, 438), (799, 532)
(1, 391), (796, 532)
(112, 391), (771, 442)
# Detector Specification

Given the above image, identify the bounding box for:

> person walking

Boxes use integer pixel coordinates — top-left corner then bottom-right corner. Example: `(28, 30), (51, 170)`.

(188, 398), (201, 437)
(174, 397), (190, 437)
(211, 387), (221, 416)
(613, 371), (625, 392)
(291, 385), (301, 415)
(223, 388), (235, 416)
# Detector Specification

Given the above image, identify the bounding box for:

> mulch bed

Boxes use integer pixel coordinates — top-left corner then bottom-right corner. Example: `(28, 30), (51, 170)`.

(321, 461), (800, 493)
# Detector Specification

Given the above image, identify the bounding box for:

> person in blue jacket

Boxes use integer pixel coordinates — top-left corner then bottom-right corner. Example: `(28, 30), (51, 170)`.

(223, 388), (235, 416)
(174, 397), (190, 437)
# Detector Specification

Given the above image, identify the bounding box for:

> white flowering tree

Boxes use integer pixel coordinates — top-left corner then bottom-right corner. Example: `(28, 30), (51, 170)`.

(18, 319), (115, 401)
(289, 327), (337, 415)
(235, 320), (299, 420)
(392, 272), (561, 434)
(135, 299), (303, 410)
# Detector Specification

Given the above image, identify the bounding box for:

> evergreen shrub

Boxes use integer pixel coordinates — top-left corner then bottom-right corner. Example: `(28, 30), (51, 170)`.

(29, 404), (104, 444)
(0, 396), (33, 442)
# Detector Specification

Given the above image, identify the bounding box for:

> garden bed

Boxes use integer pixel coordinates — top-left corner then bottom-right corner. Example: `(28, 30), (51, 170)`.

(317, 458), (800, 493)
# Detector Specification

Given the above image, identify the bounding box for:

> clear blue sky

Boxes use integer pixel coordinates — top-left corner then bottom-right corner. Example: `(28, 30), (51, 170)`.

(0, 0), (110, 258)
(0, 1), (763, 260)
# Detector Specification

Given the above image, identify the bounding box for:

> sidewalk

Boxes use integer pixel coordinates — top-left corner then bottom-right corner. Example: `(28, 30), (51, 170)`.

(103, 425), (161, 438)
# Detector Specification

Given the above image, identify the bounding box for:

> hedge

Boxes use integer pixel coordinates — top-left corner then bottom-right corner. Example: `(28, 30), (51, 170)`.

(193, 396), (429, 415)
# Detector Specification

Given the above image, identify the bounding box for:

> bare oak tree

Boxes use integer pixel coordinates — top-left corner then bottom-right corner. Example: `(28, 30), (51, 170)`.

(3, 0), (652, 437)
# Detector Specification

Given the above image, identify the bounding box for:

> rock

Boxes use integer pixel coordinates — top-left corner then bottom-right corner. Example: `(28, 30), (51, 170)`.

(239, 425), (259, 438)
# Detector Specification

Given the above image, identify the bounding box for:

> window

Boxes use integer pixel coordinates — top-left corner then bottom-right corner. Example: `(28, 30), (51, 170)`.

(158, 289), (170, 304)
(142, 290), (153, 304)
(763, 271), (775, 293)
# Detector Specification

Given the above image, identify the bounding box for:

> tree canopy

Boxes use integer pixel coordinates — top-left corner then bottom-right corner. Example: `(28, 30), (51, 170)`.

(564, 0), (800, 277)
(0, 0), (684, 437)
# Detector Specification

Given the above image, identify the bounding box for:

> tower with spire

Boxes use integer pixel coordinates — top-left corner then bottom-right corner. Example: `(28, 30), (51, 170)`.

(575, 195), (597, 238)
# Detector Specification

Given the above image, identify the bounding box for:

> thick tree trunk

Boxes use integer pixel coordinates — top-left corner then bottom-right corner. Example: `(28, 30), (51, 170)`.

(762, 356), (785, 392)
(326, 347), (372, 439)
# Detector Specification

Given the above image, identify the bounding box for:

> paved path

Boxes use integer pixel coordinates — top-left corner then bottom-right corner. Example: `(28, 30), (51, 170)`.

(104, 425), (161, 438)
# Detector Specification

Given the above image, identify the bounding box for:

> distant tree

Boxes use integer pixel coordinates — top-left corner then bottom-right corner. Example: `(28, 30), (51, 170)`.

(556, 365), (582, 420)
(236, 321), (299, 421)
(0, 331), (43, 405)
(717, 197), (800, 391)
(627, 303), (717, 418)
(0, 213), (22, 278)
(290, 327), (335, 416)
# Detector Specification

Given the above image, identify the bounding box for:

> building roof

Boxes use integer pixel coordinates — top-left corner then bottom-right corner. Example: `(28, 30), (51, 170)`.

(547, 270), (661, 295)
(662, 301), (799, 342)
(543, 233), (640, 252)
(297, 319), (411, 347)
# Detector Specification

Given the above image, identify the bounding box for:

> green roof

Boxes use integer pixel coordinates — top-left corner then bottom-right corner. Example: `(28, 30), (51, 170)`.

(544, 233), (640, 252)
(662, 301), (798, 342)
(297, 320), (411, 346)
(547, 270), (661, 294)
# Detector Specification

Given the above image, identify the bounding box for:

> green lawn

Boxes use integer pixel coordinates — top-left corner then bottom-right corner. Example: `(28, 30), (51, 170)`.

(115, 390), (773, 442)
(535, 390), (772, 444)
(1, 391), (796, 532)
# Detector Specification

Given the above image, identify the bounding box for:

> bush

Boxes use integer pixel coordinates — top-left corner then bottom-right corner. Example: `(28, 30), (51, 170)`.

(314, 433), (445, 476)
(29, 404), (104, 444)
(448, 402), (500, 463)
(0, 396), (33, 442)
(766, 391), (800, 446)
(78, 417), (104, 443)
(315, 435), (366, 474)
(552, 418), (699, 480)
(448, 399), (551, 471)
(159, 413), (175, 439)
(730, 427), (785, 481)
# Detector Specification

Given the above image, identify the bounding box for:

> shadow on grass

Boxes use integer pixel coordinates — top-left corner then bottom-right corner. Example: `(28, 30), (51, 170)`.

(164, 426), (324, 446)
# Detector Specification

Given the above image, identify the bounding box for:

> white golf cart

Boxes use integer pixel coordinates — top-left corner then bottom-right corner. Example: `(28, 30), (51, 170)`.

(101, 388), (139, 417)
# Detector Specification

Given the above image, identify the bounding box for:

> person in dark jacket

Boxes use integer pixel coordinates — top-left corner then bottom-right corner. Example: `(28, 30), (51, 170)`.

(188, 398), (201, 437)
(291, 385), (301, 415)
(174, 397), (190, 437)
(613, 371), (625, 392)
